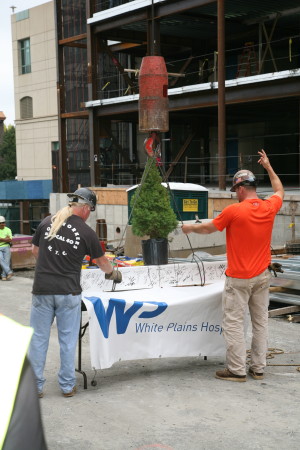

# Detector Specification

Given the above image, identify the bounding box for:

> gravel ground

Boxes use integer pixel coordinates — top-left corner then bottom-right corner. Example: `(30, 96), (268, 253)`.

(2, 275), (300, 450)
(13, 268), (35, 279)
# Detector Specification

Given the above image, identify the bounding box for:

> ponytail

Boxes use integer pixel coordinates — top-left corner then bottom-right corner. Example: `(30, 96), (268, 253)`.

(46, 205), (73, 240)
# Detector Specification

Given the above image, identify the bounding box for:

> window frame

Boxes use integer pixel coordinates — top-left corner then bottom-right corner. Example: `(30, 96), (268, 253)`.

(19, 38), (31, 74)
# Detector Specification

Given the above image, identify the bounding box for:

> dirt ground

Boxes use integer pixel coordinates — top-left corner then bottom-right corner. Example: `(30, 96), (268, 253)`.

(1, 275), (300, 450)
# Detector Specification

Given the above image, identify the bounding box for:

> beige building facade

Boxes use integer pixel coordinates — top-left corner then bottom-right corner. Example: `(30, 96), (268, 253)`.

(11, 1), (58, 181)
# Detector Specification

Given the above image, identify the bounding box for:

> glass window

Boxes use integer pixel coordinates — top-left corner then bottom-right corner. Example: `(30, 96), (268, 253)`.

(20, 38), (31, 74)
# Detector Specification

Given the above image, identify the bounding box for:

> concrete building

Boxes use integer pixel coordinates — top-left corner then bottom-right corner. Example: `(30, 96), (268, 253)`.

(55, 0), (300, 192)
(0, 1), (56, 234)
(7, 1), (300, 248)
(11, 1), (58, 185)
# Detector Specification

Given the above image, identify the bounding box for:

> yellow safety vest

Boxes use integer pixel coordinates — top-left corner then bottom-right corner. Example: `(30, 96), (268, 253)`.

(0, 315), (33, 450)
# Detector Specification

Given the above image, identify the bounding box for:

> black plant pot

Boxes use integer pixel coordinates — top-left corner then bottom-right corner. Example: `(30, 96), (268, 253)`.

(142, 238), (168, 265)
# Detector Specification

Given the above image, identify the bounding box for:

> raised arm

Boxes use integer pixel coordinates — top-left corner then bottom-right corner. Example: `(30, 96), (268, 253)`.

(257, 149), (284, 200)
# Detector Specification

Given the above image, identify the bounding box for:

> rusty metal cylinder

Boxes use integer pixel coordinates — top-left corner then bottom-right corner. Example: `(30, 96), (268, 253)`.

(139, 56), (169, 132)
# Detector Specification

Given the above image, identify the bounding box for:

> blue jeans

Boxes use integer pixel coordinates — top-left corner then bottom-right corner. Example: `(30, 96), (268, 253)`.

(28, 294), (81, 394)
(0, 245), (12, 278)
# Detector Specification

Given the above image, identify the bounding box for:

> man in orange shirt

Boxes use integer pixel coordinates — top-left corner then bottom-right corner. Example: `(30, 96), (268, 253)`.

(182, 150), (284, 382)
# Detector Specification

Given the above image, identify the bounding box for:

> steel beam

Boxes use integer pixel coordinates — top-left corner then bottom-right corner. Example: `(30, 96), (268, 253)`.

(156, 0), (216, 18)
(58, 33), (87, 45)
(94, 12), (147, 33)
(93, 0), (216, 32)
(61, 111), (89, 119)
(164, 132), (197, 180)
(93, 78), (300, 117)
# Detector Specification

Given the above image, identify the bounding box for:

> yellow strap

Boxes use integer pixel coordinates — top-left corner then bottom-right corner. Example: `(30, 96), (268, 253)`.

(0, 316), (33, 449)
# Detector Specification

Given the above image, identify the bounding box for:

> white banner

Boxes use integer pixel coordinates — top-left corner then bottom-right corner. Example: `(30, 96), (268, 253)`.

(81, 260), (226, 292)
(82, 281), (226, 370)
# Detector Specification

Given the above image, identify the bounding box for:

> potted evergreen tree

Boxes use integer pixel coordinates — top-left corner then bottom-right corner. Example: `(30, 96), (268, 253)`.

(130, 157), (178, 265)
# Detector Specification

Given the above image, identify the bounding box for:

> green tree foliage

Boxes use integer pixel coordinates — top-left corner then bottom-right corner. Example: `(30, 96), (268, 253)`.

(0, 125), (16, 180)
(131, 158), (178, 239)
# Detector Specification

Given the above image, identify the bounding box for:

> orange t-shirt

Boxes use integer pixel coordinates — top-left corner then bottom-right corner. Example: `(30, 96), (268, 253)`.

(213, 195), (282, 279)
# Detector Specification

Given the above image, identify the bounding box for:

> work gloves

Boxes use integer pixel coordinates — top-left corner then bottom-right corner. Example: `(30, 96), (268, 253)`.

(105, 269), (122, 283)
(268, 263), (284, 277)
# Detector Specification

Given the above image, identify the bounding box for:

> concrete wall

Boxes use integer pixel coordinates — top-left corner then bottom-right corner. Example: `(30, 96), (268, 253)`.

(50, 188), (300, 256)
(210, 191), (300, 247)
(12, 1), (58, 181)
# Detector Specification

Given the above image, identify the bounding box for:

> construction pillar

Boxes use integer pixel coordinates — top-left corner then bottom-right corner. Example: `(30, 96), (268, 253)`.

(55, 0), (68, 192)
(87, 0), (97, 187)
(217, 0), (226, 190)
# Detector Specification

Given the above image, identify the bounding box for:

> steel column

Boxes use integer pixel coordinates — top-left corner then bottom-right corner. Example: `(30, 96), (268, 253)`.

(55, 0), (68, 192)
(217, 0), (226, 190)
(299, 99), (300, 187)
(87, 0), (97, 186)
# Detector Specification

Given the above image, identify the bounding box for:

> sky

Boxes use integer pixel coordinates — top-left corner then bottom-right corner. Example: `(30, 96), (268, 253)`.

(0, 0), (49, 126)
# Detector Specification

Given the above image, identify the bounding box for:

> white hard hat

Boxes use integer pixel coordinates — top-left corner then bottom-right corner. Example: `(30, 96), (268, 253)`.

(0, 216), (5, 223)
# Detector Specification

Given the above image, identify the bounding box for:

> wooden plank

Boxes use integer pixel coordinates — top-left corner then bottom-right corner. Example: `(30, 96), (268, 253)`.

(94, 188), (128, 206)
(269, 286), (289, 293)
(269, 305), (300, 317)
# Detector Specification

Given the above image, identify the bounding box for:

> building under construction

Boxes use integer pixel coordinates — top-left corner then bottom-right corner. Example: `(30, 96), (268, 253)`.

(55, 0), (300, 193)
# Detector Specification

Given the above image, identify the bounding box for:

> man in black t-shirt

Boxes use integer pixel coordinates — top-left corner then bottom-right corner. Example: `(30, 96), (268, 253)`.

(28, 188), (122, 397)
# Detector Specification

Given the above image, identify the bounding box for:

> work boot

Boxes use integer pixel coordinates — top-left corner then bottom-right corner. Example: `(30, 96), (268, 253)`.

(1, 277), (7, 281)
(6, 273), (13, 280)
(249, 367), (264, 380)
(215, 368), (246, 382)
(62, 386), (77, 398)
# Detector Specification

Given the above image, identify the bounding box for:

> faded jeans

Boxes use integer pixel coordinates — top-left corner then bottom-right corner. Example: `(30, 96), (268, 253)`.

(222, 269), (271, 375)
(28, 294), (81, 394)
(0, 245), (12, 278)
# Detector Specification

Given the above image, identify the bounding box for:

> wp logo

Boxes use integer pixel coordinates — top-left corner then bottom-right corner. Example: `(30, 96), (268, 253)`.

(85, 296), (167, 338)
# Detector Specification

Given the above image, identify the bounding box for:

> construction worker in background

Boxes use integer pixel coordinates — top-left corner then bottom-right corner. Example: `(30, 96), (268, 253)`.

(29, 188), (122, 398)
(0, 216), (13, 281)
(182, 150), (284, 382)
(0, 315), (47, 450)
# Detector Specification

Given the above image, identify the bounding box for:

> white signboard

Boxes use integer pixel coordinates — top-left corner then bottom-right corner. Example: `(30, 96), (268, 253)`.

(82, 281), (226, 370)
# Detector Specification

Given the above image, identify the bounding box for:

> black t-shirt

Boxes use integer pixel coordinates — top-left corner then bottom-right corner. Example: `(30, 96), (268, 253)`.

(32, 215), (104, 295)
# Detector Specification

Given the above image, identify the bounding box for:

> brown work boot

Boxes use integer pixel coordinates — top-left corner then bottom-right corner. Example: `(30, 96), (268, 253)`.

(62, 386), (77, 398)
(6, 273), (13, 280)
(38, 391), (44, 399)
(249, 367), (264, 380)
(215, 368), (246, 382)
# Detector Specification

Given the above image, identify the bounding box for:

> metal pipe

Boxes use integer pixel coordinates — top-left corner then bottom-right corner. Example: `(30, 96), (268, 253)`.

(270, 294), (300, 306)
(151, 0), (155, 56)
(217, 0), (226, 190)
(258, 23), (262, 73)
(184, 156), (188, 183)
